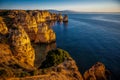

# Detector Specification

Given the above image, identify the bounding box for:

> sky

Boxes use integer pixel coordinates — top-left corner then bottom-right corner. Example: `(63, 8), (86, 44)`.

(0, 0), (120, 12)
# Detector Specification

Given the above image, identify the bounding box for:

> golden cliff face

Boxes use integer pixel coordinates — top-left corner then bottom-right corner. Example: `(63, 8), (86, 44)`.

(0, 17), (8, 34)
(0, 44), (13, 63)
(0, 10), (110, 80)
(11, 26), (35, 66)
(35, 23), (56, 43)
(8, 10), (56, 43)
(12, 10), (38, 41)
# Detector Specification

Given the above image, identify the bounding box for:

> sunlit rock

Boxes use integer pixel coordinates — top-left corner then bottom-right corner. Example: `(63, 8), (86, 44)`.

(11, 26), (35, 66)
(84, 62), (110, 80)
(13, 10), (38, 41)
(0, 44), (13, 63)
(35, 23), (56, 43)
(33, 11), (46, 23)
(0, 17), (8, 34)
(57, 13), (63, 22)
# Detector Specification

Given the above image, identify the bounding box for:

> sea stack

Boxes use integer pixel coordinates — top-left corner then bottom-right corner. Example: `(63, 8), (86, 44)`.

(57, 13), (63, 22)
(83, 62), (110, 80)
(63, 14), (68, 22)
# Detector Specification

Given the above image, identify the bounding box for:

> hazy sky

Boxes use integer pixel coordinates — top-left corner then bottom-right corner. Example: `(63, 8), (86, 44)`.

(0, 0), (120, 12)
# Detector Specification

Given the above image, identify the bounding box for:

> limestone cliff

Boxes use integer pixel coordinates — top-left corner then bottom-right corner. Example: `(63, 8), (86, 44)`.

(0, 44), (13, 63)
(0, 17), (8, 34)
(7, 10), (57, 43)
(11, 26), (35, 66)
(0, 10), (110, 80)
(9, 58), (83, 80)
(63, 14), (68, 22)
(8, 49), (83, 80)
(57, 13), (63, 22)
(35, 23), (56, 43)
(83, 62), (110, 80)
(12, 10), (38, 41)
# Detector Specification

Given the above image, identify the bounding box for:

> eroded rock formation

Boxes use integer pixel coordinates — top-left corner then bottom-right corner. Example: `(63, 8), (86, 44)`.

(63, 14), (68, 22)
(84, 62), (110, 80)
(11, 26), (35, 66)
(0, 17), (8, 34)
(0, 10), (110, 80)
(0, 44), (13, 63)
(35, 23), (56, 43)
(57, 13), (63, 22)
(6, 10), (57, 43)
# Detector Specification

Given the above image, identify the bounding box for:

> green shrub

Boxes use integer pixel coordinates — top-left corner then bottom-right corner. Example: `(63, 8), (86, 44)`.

(40, 48), (70, 68)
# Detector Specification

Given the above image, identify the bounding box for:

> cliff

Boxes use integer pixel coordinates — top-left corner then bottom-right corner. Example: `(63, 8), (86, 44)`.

(8, 10), (56, 43)
(35, 23), (56, 43)
(0, 17), (8, 35)
(83, 62), (110, 80)
(0, 10), (110, 80)
(8, 49), (83, 80)
(11, 26), (35, 66)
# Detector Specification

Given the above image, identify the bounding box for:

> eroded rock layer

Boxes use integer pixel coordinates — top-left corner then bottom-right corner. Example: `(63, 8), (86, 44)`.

(35, 23), (56, 43)
(84, 62), (110, 80)
(0, 17), (8, 34)
(11, 26), (35, 66)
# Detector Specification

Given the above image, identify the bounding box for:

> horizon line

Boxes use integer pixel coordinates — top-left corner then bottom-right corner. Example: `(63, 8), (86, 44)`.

(0, 9), (120, 13)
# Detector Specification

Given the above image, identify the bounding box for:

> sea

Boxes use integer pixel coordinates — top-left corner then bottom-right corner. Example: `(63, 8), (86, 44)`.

(51, 13), (120, 80)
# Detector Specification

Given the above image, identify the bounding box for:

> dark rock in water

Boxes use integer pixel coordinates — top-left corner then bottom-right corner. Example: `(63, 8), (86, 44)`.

(63, 14), (68, 22)
(83, 62), (111, 80)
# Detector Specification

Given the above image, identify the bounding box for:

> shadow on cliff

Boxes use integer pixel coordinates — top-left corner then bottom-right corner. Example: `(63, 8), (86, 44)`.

(32, 42), (56, 68)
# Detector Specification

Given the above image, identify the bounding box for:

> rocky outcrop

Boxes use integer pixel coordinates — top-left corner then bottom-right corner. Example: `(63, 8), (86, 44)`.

(0, 10), (111, 80)
(63, 14), (68, 22)
(33, 10), (52, 22)
(35, 23), (56, 43)
(33, 11), (46, 23)
(11, 26), (35, 66)
(0, 17), (8, 34)
(10, 58), (83, 80)
(83, 62), (110, 80)
(12, 10), (38, 41)
(8, 49), (83, 80)
(57, 13), (63, 22)
(7, 10), (57, 43)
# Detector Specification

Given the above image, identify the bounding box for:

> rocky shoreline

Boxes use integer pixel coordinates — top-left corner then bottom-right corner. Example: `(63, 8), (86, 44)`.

(0, 10), (110, 80)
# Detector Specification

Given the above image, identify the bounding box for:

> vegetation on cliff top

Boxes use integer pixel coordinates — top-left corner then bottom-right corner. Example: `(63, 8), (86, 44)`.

(40, 48), (70, 68)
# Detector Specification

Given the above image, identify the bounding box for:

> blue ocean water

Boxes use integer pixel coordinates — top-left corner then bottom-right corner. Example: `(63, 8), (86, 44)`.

(52, 13), (120, 79)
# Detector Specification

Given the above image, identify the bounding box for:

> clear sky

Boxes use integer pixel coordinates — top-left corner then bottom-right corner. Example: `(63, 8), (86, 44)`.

(0, 0), (120, 12)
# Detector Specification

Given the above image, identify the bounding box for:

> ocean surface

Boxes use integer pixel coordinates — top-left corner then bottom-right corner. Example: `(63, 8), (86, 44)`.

(51, 13), (120, 79)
